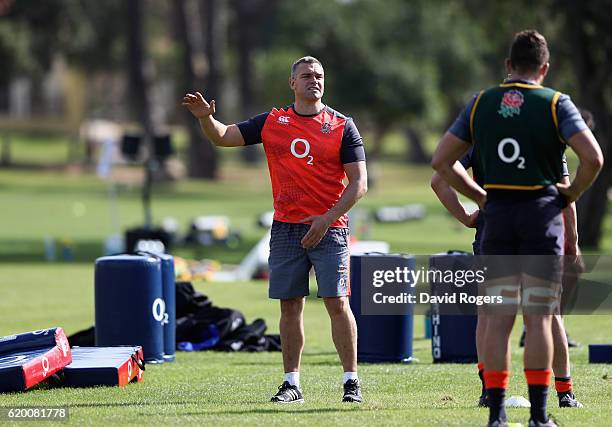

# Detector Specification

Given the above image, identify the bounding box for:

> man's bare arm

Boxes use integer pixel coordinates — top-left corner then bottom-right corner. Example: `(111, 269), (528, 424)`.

(431, 131), (487, 207)
(431, 163), (479, 228)
(182, 92), (245, 147)
(559, 176), (578, 253)
(300, 161), (368, 249)
(557, 129), (603, 202)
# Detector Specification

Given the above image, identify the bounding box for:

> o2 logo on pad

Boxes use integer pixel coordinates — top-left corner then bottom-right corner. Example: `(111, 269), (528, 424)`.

(41, 356), (50, 377)
(152, 298), (169, 325)
(290, 138), (314, 165)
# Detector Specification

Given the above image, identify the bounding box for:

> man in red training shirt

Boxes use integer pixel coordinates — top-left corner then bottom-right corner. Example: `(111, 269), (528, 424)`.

(183, 56), (367, 403)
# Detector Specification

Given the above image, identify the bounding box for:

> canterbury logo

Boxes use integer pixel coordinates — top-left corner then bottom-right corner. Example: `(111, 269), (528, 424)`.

(278, 116), (290, 125)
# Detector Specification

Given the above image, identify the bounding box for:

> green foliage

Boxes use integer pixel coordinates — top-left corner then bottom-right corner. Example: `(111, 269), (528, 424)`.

(56, 0), (127, 71)
(253, 0), (494, 134)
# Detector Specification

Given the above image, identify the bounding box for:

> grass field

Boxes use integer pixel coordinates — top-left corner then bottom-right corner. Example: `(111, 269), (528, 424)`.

(0, 153), (611, 426)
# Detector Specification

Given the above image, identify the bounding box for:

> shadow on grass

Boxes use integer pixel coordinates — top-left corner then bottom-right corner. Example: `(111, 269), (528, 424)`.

(68, 400), (194, 408)
(175, 407), (362, 416)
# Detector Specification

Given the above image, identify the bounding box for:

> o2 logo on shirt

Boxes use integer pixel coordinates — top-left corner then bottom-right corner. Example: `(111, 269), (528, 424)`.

(498, 138), (525, 169)
(290, 138), (314, 165)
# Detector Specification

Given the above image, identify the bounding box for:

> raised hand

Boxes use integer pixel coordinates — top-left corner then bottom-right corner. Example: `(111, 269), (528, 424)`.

(182, 91), (216, 119)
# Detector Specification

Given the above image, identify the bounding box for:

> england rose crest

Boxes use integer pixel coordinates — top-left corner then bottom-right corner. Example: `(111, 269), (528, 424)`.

(498, 89), (524, 118)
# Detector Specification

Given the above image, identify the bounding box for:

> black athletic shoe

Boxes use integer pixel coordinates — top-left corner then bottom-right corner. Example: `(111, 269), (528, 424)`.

(270, 381), (304, 403)
(478, 392), (489, 407)
(558, 392), (584, 408)
(342, 379), (362, 403)
(486, 418), (508, 427)
(528, 417), (558, 427)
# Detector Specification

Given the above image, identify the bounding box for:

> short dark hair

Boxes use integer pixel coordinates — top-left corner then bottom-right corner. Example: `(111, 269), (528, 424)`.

(509, 30), (550, 74)
(291, 56), (323, 77)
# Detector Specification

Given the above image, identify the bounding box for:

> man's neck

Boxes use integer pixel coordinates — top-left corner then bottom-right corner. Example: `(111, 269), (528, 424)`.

(293, 99), (324, 116)
(507, 73), (543, 85)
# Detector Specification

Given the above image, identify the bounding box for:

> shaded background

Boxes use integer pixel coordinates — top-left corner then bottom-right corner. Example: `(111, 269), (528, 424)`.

(0, 4), (611, 426)
(0, 0), (611, 259)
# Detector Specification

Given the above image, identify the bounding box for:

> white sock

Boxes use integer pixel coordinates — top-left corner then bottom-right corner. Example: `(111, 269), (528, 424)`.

(284, 372), (300, 388)
(343, 371), (358, 384)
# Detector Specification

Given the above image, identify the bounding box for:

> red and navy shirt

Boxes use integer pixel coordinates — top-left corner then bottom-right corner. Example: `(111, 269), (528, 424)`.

(237, 105), (365, 228)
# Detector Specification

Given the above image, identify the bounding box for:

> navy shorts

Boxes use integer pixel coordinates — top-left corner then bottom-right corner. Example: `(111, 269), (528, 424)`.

(481, 186), (566, 256)
(479, 187), (566, 313)
(268, 221), (350, 299)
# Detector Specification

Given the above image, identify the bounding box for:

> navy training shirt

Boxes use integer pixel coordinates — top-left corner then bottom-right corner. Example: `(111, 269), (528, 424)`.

(449, 80), (588, 144)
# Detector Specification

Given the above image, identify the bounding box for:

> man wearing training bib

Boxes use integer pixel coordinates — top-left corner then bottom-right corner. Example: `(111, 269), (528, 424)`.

(432, 30), (602, 427)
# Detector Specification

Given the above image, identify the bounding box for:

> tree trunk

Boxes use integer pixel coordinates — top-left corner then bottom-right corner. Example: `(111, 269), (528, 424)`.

(232, 0), (267, 165)
(174, 0), (218, 179)
(577, 169), (611, 248)
(126, 0), (155, 227)
(405, 126), (429, 164)
(1, 134), (11, 166)
(367, 123), (387, 161)
(563, 0), (612, 248)
(366, 124), (388, 189)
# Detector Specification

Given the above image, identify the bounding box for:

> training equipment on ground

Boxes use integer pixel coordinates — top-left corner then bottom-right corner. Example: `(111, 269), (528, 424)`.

(157, 253), (176, 362)
(95, 254), (165, 363)
(429, 251), (478, 363)
(588, 344), (612, 363)
(504, 395), (531, 408)
(374, 204), (426, 223)
(60, 346), (144, 388)
(0, 328), (72, 393)
(137, 252), (177, 362)
(349, 253), (415, 363)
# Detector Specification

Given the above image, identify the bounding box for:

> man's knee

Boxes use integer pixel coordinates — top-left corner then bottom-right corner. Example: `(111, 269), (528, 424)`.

(280, 297), (304, 318)
(324, 296), (351, 318)
(524, 314), (552, 332)
(486, 315), (515, 336)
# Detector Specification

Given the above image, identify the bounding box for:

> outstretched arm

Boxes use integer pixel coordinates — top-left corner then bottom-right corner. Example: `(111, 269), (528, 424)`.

(182, 92), (245, 147)
(300, 161), (368, 249)
(431, 163), (480, 228)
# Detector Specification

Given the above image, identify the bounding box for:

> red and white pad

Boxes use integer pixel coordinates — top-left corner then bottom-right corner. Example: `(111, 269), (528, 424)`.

(0, 327), (72, 392)
(62, 346), (144, 387)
